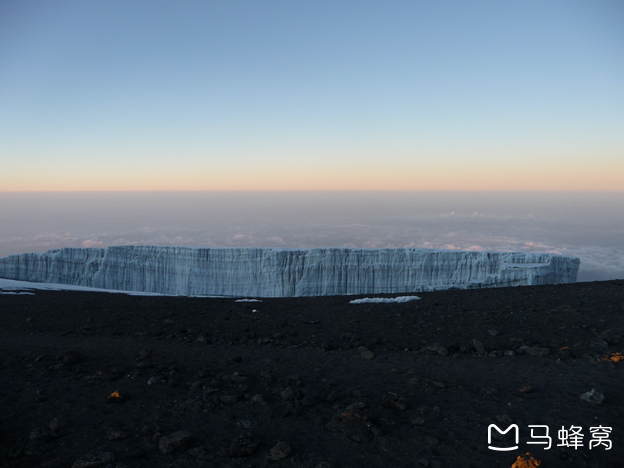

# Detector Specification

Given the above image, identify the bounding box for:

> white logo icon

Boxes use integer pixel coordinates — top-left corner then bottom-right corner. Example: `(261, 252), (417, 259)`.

(488, 424), (519, 451)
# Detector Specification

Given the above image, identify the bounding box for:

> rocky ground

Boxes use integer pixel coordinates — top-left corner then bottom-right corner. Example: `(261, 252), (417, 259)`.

(0, 280), (623, 468)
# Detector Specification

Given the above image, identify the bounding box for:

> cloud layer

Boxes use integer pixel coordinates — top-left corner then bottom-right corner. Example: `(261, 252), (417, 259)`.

(1, 192), (622, 282)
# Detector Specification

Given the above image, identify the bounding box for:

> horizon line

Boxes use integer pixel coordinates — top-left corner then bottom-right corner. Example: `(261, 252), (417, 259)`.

(2, 189), (624, 194)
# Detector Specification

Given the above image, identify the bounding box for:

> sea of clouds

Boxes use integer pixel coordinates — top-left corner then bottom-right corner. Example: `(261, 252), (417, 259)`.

(1, 192), (622, 282)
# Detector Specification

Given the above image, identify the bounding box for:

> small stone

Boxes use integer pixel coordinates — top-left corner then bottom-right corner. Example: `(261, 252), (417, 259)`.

(488, 329), (500, 336)
(56, 351), (82, 366)
(106, 390), (126, 403)
(412, 417), (425, 426)
(186, 446), (205, 457)
(189, 380), (202, 391)
(29, 427), (48, 441)
(599, 328), (621, 345)
(345, 401), (366, 411)
(280, 386), (295, 401)
(268, 441), (292, 460)
(49, 417), (67, 432)
(525, 346), (550, 356)
(222, 373), (247, 383)
(301, 389), (322, 407)
(229, 432), (260, 458)
(106, 430), (128, 441)
(158, 431), (193, 454)
(383, 393), (407, 411)
(72, 451), (114, 468)
(580, 388), (605, 405)
(419, 459), (431, 467)
(219, 394), (240, 405)
(427, 344), (449, 356)
(590, 340), (609, 350)
(361, 350), (375, 360)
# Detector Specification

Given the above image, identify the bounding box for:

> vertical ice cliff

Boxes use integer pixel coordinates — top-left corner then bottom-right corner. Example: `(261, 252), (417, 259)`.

(0, 246), (580, 297)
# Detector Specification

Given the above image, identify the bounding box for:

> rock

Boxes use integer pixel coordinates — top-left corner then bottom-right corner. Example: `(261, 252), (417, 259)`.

(472, 339), (485, 354)
(49, 417), (67, 432)
(345, 401), (366, 411)
(525, 346), (550, 356)
(229, 432), (260, 458)
(158, 431), (193, 454)
(219, 394), (240, 405)
(140, 424), (160, 435)
(412, 417), (425, 426)
(419, 459), (431, 467)
(106, 430), (128, 441)
(383, 393), (407, 411)
(29, 427), (49, 441)
(488, 329), (500, 336)
(167, 370), (179, 387)
(580, 388), (605, 405)
(360, 350), (375, 360)
(427, 344), (449, 356)
(251, 393), (265, 403)
(280, 386), (295, 401)
(72, 451), (114, 468)
(599, 328), (622, 344)
(301, 389), (322, 407)
(56, 351), (82, 366)
(189, 380), (202, 391)
(321, 341), (338, 351)
(186, 446), (205, 457)
(106, 390), (126, 403)
(222, 373), (247, 383)
(590, 339), (609, 350)
(268, 441), (292, 460)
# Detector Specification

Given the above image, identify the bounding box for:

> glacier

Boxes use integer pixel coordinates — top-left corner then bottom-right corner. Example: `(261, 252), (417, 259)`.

(0, 246), (579, 297)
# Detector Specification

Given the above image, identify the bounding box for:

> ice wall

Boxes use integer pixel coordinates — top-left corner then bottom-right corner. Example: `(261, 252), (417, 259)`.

(0, 246), (580, 297)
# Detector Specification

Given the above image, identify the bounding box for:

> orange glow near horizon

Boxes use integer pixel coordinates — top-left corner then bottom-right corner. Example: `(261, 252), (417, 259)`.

(2, 146), (623, 192)
(2, 161), (622, 192)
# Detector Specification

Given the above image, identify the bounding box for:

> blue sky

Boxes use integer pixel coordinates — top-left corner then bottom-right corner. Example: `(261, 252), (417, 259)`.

(1, 0), (623, 190)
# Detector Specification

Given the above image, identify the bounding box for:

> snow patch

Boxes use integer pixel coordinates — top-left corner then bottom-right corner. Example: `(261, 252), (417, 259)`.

(350, 296), (421, 304)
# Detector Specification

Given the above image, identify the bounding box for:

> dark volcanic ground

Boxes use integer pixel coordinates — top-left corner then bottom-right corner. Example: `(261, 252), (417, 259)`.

(1, 280), (623, 468)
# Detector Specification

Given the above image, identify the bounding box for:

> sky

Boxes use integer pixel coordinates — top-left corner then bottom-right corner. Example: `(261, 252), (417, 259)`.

(1, 2), (623, 283)
(1, 0), (623, 191)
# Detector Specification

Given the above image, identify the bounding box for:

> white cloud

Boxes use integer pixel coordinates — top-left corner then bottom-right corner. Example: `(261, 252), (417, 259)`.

(81, 239), (106, 248)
